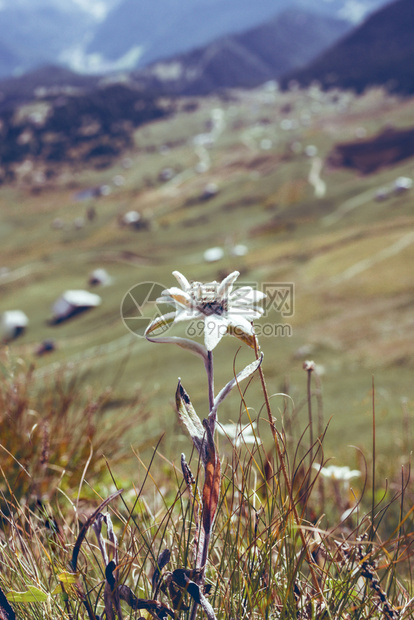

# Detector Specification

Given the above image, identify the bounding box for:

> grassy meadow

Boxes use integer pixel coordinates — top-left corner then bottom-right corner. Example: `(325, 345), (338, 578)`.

(1, 85), (413, 463)
(0, 84), (413, 618)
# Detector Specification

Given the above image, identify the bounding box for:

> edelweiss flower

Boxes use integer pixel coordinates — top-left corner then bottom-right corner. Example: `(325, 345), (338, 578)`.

(148, 270), (266, 351)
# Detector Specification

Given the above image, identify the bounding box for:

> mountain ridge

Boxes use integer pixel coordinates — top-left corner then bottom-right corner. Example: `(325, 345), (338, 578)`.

(133, 9), (350, 95)
(280, 0), (414, 94)
(86, 0), (389, 71)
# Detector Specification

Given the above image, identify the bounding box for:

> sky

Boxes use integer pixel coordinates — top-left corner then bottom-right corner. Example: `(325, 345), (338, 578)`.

(0, 0), (121, 20)
(70, 0), (119, 20)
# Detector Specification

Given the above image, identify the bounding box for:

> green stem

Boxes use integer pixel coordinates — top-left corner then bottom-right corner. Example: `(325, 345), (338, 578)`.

(206, 350), (215, 429)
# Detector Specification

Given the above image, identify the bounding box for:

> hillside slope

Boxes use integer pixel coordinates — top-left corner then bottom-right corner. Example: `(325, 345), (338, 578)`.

(0, 85), (413, 462)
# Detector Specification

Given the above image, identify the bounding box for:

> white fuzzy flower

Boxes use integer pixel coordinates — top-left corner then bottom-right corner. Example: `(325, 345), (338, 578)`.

(147, 270), (266, 351)
(313, 464), (361, 481)
(217, 421), (257, 446)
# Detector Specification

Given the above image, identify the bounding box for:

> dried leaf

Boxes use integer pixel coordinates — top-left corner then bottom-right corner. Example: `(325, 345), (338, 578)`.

(181, 453), (196, 486)
(186, 581), (202, 604)
(170, 572), (216, 620)
(152, 548), (171, 591)
(201, 419), (221, 537)
(167, 579), (190, 612)
(227, 324), (257, 349)
(118, 585), (175, 618)
(171, 568), (203, 589)
(105, 560), (117, 591)
(71, 488), (123, 572)
(92, 513), (108, 566)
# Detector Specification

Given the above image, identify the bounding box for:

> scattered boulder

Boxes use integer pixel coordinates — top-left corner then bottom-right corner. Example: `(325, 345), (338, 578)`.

(119, 210), (149, 230)
(204, 247), (224, 262)
(35, 338), (56, 356)
(51, 290), (101, 323)
(158, 167), (175, 182)
(86, 205), (96, 221)
(201, 182), (219, 201)
(88, 268), (111, 286)
(1, 310), (29, 341)
(305, 145), (318, 157)
(73, 217), (85, 229)
(374, 176), (412, 201)
(51, 217), (65, 229)
(374, 187), (391, 202)
(394, 176), (412, 194)
(231, 244), (248, 257)
(112, 174), (125, 187)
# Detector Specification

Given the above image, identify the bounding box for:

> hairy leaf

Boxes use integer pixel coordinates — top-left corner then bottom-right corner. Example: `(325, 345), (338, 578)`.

(175, 381), (206, 460)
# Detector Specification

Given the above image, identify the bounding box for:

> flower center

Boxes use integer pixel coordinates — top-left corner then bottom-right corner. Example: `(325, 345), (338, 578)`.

(191, 282), (228, 316)
(199, 299), (228, 316)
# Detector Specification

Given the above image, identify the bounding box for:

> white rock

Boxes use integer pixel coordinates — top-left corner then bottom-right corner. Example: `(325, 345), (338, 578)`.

(203, 247), (224, 262)
(52, 290), (101, 321)
(1, 310), (29, 341)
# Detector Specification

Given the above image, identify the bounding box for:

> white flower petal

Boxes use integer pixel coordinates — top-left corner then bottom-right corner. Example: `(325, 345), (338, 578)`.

(203, 314), (229, 351)
(156, 295), (176, 304)
(217, 271), (240, 299)
(172, 270), (191, 291)
(162, 287), (192, 308)
(230, 287), (266, 304)
(145, 311), (177, 337)
(174, 308), (202, 322)
(226, 313), (255, 336)
(230, 307), (263, 320)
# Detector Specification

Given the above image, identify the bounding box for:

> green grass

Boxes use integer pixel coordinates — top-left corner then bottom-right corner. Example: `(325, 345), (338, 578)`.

(0, 326), (412, 619)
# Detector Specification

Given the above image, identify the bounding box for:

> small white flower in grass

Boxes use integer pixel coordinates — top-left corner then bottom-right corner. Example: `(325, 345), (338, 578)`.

(217, 421), (257, 446)
(313, 464), (361, 481)
(150, 270), (266, 351)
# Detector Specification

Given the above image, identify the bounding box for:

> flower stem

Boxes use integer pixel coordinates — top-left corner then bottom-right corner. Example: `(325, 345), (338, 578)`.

(206, 351), (215, 430)
(190, 350), (215, 620)
(307, 366), (314, 467)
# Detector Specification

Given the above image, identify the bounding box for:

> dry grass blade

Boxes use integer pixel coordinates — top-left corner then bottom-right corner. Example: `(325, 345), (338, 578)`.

(70, 488), (123, 572)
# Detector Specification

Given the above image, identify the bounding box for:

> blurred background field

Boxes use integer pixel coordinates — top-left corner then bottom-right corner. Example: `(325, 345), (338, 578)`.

(1, 84), (413, 474)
